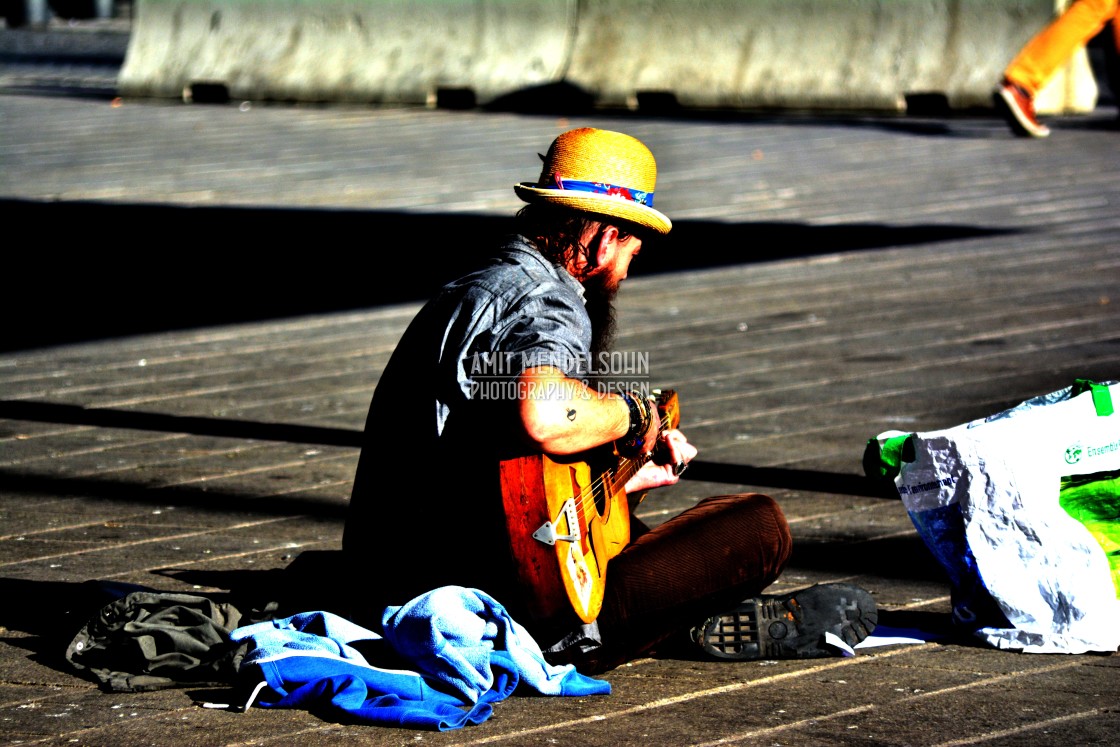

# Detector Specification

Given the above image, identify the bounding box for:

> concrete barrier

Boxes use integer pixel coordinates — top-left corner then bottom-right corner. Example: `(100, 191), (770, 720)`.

(119, 0), (1097, 114)
(119, 0), (577, 104)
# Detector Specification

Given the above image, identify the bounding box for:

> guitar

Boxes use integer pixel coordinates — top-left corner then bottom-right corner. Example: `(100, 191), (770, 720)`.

(499, 390), (680, 626)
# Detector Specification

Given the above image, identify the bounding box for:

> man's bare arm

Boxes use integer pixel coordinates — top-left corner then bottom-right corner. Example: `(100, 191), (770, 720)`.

(517, 365), (657, 455)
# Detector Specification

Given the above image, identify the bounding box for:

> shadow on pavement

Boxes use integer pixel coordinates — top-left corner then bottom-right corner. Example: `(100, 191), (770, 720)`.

(4, 199), (1015, 352)
(791, 534), (949, 583)
(0, 399), (902, 504)
(0, 468), (351, 519)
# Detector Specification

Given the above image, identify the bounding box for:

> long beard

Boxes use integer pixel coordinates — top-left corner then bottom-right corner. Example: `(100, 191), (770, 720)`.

(583, 271), (618, 358)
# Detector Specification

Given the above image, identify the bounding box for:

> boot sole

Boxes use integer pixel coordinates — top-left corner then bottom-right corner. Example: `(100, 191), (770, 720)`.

(696, 583), (878, 660)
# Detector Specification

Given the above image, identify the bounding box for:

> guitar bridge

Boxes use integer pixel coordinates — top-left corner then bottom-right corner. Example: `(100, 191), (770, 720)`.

(532, 498), (581, 546)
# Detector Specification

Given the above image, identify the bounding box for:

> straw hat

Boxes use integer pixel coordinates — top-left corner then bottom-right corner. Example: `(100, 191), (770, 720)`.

(515, 128), (672, 235)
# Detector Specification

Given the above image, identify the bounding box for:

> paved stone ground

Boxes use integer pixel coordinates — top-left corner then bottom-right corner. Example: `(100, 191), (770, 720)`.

(1, 16), (1119, 747)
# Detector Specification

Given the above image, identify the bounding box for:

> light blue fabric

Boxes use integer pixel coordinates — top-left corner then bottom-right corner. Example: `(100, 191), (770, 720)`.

(234, 610), (376, 663)
(229, 587), (609, 731)
(380, 585), (611, 702)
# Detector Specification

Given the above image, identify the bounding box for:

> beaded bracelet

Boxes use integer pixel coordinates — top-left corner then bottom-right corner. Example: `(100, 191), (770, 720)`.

(618, 390), (652, 455)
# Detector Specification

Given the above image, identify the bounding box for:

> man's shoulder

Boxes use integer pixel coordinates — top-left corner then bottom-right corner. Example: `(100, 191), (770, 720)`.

(452, 236), (577, 301)
(493, 235), (560, 278)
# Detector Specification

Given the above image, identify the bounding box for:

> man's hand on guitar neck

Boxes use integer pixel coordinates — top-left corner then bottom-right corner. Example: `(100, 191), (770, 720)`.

(623, 428), (697, 493)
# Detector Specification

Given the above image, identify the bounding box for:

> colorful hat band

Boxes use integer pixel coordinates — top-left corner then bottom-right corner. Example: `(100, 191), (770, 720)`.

(548, 173), (655, 207)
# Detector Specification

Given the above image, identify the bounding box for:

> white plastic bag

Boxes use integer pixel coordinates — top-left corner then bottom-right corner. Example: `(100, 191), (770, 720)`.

(867, 379), (1120, 653)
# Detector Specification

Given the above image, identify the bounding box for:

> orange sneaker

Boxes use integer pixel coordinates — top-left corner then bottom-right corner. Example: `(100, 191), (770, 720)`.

(994, 79), (1050, 138)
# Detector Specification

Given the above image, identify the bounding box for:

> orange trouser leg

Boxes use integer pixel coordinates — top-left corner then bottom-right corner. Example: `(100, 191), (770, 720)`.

(1004, 0), (1120, 95)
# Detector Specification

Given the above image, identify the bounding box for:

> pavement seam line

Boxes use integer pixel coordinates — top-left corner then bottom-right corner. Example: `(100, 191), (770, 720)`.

(444, 646), (925, 745)
(929, 707), (1104, 747)
(695, 659), (1083, 745)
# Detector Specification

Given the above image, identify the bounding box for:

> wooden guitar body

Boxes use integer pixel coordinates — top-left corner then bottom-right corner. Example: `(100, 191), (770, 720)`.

(499, 390), (679, 626)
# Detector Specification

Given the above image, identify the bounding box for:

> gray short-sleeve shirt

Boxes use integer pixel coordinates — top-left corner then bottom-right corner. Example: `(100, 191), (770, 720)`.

(344, 236), (594, 603)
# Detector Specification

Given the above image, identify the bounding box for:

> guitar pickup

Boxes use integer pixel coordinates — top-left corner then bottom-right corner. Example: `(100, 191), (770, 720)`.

(532, 498), (581, 546)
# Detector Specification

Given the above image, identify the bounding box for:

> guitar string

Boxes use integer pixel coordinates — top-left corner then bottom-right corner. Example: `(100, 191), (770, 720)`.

(566, 406), (675, 516)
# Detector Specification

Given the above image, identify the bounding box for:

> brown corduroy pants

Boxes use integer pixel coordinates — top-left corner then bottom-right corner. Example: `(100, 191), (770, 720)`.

(566, 492), (792, 673)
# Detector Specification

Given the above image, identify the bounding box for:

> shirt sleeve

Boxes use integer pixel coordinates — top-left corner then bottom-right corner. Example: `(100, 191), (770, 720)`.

(494, 280), (592, 379)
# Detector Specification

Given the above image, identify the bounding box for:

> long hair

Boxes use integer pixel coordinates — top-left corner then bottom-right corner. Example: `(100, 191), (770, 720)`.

(515, 202), (651, 268)
(515, 202), (631, 356)
(514, 202), (600, 269)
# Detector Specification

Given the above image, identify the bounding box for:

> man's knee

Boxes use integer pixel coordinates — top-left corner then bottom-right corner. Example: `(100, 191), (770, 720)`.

(697, 493), (792, 556)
